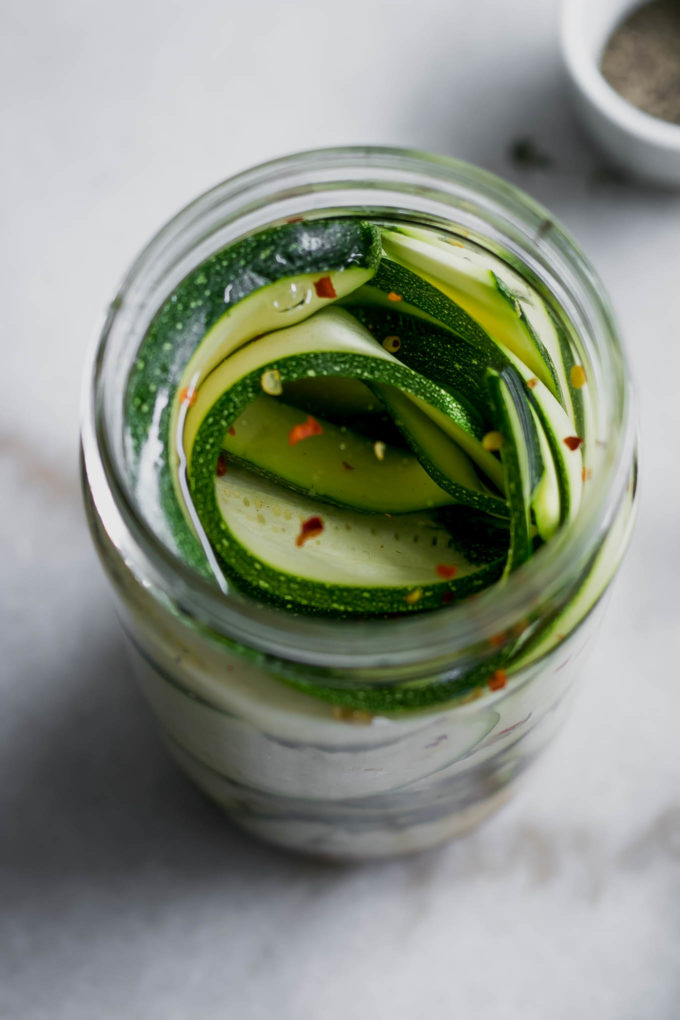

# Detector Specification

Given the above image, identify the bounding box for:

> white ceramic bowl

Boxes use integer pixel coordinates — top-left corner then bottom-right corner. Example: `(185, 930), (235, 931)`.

(561, 0), (680, 186)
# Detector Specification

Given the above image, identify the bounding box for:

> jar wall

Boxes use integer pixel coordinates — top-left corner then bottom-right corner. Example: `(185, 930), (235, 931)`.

(81, 149), (637, 859)
(84, 479), (625, 859)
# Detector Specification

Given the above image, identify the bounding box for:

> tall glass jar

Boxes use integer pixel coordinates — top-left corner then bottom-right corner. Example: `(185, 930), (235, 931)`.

(81, 148), (636, 860)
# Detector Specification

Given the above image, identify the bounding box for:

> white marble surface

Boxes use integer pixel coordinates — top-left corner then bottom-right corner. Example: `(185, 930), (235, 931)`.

(2, 0), (680, 1016)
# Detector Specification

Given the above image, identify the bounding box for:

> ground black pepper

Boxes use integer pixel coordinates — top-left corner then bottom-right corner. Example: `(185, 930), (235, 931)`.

(601, 0), (680, 124)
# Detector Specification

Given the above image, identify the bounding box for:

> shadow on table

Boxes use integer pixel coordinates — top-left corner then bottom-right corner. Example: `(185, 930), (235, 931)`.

(396, 40), (680, 214)
(2, 626), (343, 904)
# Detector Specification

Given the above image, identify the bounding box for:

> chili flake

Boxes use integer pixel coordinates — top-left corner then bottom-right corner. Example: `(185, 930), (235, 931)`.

(488, 669), (508, 692)
(387, 291), (402, 302)
(482, 430), (504, 452)
(342, 460), (355, 471)
(373, 440), (386, 461)
(289, 415), (323, 445)
(527, 377), (539, 389)
(581, 466), (593, 482)
(227, 426), (236, 436)
(570, 364), (587, 388)
(489, 631), (507, 648)
(564, 435), (583, 451)
(405, 587), (423, 605)
(436, 564), (458, 580)
(216, 452), (227, 477)
(261, 369), (283, 396)
(286, 216), (304, 224)
(314, 276), (337, 299)
(179, 386), (197, 407)
(382, 335), (401, 353)
(295, 515), (324, 547)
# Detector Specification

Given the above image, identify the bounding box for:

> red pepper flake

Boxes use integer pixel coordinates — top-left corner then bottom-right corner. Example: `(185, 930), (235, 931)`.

(581, 466), (593, 483)
(227, 426), (236, 437)
(286, 216), (304, 223)
(342, 460), (355, 471)
(489, 631), (507, 648)
(442, 591), (455, 605)
(488, 669), (508, 692)
(314, 276), (337, 299)
(295, 515), (324, 547)
(289, 415), (323, 446)
(179, 386), (197, 407)
(527, 377), (539, 389)
(387, 291), (402, 302)
(216, 452), (227, 477)
(436, 564), (458, 580)
(564, 435), (583, 451)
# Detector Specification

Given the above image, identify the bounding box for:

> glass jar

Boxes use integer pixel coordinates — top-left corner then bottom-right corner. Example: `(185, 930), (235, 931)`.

(80, 147), (637, 860)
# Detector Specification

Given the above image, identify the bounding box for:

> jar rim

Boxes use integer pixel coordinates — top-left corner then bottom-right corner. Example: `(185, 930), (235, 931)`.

(81, 145), (635, 679)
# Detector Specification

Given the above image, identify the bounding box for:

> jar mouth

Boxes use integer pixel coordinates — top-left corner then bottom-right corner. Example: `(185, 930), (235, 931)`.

(81, 146), (635, 677)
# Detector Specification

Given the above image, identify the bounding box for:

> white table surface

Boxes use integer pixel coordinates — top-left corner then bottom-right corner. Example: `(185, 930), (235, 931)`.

(2, 1), (680, 1017)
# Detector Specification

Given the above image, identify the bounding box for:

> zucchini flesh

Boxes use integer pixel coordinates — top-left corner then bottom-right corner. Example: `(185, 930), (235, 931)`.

(212, 463), (505, 616)
(221, 395), (455, 514)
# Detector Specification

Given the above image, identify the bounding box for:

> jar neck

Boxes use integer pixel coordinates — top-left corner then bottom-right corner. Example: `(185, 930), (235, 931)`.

(81, 147), (635, 677)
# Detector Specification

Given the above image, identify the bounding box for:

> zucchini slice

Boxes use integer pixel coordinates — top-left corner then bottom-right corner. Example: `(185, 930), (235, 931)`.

(501, 346), (583, 528)
(382, 227), (562, 397)
(342, 303), (506, 490)
(486, 367), (543, 573)
(369, 384), (507, 511)
(350, 258), (504, 412)
(221, 395), (455, 514)
(126, 218), (381, 468)
(210, 463), (505, 616)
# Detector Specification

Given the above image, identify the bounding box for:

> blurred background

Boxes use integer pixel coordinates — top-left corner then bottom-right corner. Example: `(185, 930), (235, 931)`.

(2, 1), (679, 1017)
